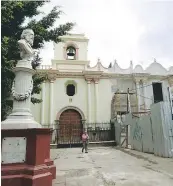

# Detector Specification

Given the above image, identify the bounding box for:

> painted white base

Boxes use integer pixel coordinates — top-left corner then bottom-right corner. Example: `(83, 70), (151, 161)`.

(1, 114), (42, 129)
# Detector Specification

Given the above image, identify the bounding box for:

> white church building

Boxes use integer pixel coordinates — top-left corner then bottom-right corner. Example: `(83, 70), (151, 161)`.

(31, 34), (173, 131)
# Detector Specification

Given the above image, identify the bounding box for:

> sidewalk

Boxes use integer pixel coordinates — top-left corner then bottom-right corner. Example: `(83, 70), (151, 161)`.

(119, 147), (173, 178)
(51, 147), (173, 186)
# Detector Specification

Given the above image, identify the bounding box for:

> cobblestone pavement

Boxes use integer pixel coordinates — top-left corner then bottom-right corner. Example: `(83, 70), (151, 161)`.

(51, 147), (173, 186)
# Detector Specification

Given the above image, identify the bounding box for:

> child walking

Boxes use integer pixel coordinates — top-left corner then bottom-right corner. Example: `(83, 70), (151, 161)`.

(82, 130), (89, 153)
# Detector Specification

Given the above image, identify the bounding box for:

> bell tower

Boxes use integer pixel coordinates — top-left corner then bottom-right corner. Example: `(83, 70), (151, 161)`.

(52, 34), (89, 71)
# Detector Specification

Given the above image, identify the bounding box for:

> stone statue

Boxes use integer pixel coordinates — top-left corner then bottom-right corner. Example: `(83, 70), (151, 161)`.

(2, 28), (42, 129)
(18, 29), (38, 61)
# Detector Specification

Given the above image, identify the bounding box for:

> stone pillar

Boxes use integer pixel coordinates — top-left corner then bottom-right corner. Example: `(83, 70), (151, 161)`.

(94, 79), (99, 122)
(86, 79), (92, 123)
(49, 80), (54, 126)
(81, 119), (86, 130)
(168, 77), (173, 112)
(41, 81), (46, 125)
(48, 73), (57, 127)
(75, 48), (79, 60)
(135, 79), (141, 112)
(143, 79), (148, 110)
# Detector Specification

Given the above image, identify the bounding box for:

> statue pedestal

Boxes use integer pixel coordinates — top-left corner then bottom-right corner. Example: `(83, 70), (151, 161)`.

(1, 60), (42, 130)
(1, 128), (56, 186)
(1, 29), (56, 186)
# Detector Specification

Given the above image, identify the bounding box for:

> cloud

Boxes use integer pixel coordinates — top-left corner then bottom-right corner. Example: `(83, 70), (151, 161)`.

(128, 1), (173, 67)
(39, 0), (173, 69)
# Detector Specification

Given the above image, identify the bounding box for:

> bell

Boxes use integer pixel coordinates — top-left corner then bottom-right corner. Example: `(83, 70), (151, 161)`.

(67, 48), (75, 56)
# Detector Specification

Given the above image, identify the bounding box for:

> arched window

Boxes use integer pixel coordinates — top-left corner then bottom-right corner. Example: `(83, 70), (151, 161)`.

(65, 80), (77, 96)
(66, 84), (75, 96)
(66, 46), (76, 60)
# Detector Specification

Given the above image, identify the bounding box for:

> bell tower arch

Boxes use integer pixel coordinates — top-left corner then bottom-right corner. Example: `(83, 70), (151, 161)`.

(52, 34), (89, 71)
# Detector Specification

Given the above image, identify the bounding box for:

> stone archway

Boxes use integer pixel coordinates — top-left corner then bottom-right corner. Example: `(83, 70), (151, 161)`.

(56, 106), (85, 121)
(57, 108), (84, 145)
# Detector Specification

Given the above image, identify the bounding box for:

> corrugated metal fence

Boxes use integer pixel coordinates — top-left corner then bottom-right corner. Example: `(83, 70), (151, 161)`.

(130, 102), (173, 158)
(114, 101), (173, 158)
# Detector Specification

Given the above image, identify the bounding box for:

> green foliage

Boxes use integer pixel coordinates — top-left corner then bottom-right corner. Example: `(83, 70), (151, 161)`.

(1, 1), (74, 121)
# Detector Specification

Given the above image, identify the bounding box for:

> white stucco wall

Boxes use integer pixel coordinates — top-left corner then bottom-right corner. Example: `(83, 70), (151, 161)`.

(44, 82), (50, 124)
(52, 78), (88, 121)
(31, 82), (50, 125)
(77, 41), (88, 61)
(116, 78), (135, 91)
(54, 42), (64, 60)
(31, 77), (115, 124)
(56, 64), (86, 72)
(30, 93), (41, 123)
(97, 79), (112, 122)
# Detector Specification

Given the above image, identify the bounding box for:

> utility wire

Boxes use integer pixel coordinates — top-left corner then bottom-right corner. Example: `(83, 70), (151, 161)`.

(134, 93), (153, 100)
(128, 75), (173, 106)
(129, 75), (173, 92)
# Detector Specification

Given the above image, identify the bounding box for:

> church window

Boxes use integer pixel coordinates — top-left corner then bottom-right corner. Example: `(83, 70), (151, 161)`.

(65, 80), (77, 96)
(152, 82), (163, 103)
(66, 46), (76, 60)
(66, 84), (75, 96)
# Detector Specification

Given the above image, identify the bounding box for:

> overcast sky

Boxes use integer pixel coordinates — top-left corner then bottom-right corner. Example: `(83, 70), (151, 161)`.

(38, 0), (173, 69)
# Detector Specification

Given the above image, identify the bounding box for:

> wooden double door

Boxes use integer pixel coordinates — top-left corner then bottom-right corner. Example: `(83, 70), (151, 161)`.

(58, 109), (83, 144)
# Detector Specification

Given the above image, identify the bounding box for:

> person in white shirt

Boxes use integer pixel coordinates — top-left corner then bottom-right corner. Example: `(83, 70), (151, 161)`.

(82, 130), (89, 153)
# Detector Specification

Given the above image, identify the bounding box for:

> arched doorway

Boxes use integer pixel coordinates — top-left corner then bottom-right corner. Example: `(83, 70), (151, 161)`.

(58, 109), (83, 146)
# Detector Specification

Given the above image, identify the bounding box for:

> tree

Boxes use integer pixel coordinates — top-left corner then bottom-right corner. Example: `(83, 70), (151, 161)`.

(1, 1), (74, 120)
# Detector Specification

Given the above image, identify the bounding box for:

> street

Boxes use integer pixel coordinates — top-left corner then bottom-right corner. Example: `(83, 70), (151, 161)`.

(51, 147), (173, 186)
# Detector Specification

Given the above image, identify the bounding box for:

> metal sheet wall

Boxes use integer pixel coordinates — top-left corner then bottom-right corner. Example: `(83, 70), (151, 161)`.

(127, 102), (173, 158)
(151, 102), (173, 158)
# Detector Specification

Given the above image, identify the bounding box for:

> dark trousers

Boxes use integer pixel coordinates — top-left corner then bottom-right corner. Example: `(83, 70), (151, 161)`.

(82, 141), (88, 152)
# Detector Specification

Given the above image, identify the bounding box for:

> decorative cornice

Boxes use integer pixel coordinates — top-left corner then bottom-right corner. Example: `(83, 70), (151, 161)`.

(83, 70), (103, 82)
(132, 73), (150, 77)
(57, 71), (83, 78)
(37, 69), (172, 83)
(85, 78), (92, 84)
(104, 73), (133, 79)
(82, 70), (103, 75)
(59, 37), (89, 42)
(52, 59), (90, 65)
(94, 78), (99, 84)
(46, 71), (57, 82)
(148, 75), (167, 79)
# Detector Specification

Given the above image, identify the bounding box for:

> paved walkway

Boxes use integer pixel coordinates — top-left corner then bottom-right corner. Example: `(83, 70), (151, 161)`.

(51, 147), (173, 186)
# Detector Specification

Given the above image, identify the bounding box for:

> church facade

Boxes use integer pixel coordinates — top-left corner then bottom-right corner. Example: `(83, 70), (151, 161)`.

(31, 34), (173, 127)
